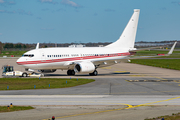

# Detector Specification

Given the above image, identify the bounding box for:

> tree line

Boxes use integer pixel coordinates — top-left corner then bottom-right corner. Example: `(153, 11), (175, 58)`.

(3, 43), (27, 49)
(0, 40), (179, 53)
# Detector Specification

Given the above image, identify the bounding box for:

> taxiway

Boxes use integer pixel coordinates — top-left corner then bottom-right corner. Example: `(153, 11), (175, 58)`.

(0, 58), (180, 120)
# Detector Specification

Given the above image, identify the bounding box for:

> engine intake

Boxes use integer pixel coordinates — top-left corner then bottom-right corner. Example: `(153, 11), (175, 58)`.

(74, 61), (95, 73)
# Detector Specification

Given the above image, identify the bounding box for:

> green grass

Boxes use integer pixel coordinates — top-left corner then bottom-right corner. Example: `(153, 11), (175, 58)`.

(0, 78), (95, 90)
(135, 50), (180, 58)
(130, 59), (180, 70)
(0, 51), (26, 57)
(136, 50), (180, 54)
(0, 106), (34, 113)
(145, 112), (180, 120)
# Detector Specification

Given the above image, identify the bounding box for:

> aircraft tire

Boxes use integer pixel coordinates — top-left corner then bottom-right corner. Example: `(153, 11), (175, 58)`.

(93, 70), (98, 76)
(89, 70), (98, 76)
(67, 70), (75, 76)
(71, 70), (75, 75)
(67, 70), (71, 75)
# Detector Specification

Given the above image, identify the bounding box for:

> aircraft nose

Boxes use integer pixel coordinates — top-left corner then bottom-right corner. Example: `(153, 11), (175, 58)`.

(16, 57), (23, 65)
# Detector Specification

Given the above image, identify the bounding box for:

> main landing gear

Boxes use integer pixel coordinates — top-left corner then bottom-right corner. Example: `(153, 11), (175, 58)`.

(67, 70), (75, 76)
(67, 69), (98, 76)
(89, 70), (98, 76)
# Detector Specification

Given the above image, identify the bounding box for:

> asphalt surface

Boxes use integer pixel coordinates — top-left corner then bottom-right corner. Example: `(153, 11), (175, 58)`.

(0, 77), (180, 95)
(0, 58), (180, 120)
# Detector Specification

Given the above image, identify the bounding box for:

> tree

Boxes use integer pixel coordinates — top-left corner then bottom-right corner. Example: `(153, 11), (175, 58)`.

(23, 44), (27, 48)
(14, 44), (22, 49)
(4, 43), (14, 49)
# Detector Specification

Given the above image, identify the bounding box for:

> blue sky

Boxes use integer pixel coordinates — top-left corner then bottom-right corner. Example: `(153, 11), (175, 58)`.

(0, 0), (180, 43)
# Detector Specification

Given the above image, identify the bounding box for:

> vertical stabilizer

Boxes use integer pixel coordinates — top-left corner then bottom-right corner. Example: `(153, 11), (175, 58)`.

(106, 9), (140, 49)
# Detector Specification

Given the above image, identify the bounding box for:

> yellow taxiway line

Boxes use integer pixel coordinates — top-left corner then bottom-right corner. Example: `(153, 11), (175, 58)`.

(42, 96), (180, 120)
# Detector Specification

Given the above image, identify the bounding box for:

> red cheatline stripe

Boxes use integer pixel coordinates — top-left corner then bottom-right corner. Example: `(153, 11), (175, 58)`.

(17, 52), (130, 65)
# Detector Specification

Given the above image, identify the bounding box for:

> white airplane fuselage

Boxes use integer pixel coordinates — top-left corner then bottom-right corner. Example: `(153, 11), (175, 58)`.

(17, 47), (130, 70)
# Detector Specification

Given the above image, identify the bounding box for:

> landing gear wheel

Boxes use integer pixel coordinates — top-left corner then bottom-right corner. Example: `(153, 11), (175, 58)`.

(67, 70), (75, 76)
(22, 73), (28, 77)
(71, 70), (75, 75)
(89, 70), (98, 76)
(67, 70), (71, 75)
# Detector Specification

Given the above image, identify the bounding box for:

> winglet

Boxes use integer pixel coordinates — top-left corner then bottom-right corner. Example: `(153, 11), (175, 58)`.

(167, 41), (177, 55)
(36, 43), (39, 49)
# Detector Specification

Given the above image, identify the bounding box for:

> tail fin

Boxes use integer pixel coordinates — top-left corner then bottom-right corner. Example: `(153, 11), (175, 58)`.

(106, 9), (140, 49)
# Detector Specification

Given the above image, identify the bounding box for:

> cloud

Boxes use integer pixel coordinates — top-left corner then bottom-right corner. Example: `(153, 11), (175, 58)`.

(39, 0), (52, 2)
(0, 33), (2, 35)
(105, 9), (115, 12)
(0, 9), (16, 14)
(171, 1), (180, 5)
(0, 9), (33, 16)
(0, 0), (5, 3)
(17, 9), (33, 16)
(8, 1), (16, 5)
(0, 0), (16, 5)
(39, 0), (58, 4)
(61, 0), (81, 8)
(0, 10), (6, 13)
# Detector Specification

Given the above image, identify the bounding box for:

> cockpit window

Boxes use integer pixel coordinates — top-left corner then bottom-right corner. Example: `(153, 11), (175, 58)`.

(22, 54), (34, 57)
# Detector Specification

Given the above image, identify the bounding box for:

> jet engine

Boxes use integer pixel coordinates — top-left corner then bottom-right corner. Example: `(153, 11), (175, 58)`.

(38, 69), (56, 73)
(74, 61), (95, 73)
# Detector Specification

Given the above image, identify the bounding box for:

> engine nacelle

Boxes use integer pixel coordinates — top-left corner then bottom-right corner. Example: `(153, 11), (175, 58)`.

(74, 61), (95, 73)
(38, 69), (56, 73)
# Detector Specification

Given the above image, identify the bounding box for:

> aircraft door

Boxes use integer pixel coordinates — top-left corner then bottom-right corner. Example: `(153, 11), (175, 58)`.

(80, 53), (83, 60)
(40, 50), (46, 61)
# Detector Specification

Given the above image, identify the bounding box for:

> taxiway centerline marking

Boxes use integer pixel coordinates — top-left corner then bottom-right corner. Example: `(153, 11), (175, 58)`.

(42, 96), (180, 120)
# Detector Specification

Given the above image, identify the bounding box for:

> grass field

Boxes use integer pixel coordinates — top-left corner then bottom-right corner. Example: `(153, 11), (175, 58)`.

(135, 50), (180, 58)
(0, 51), (26, 57)
(0, 78), (95, 90)
(0, 106), (34, 113)
(130, 59), (180, 70)
(145, 112), (180, 120)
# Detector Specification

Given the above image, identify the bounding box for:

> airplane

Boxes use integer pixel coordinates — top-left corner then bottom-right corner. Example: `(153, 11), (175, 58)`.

(16, 9), (177, 76)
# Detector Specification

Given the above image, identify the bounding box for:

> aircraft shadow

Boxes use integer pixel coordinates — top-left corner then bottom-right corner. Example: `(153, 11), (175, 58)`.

(44, 72), (131, 77)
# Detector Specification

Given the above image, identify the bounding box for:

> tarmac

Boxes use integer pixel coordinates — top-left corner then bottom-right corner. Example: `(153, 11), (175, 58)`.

(0, 58), (180, 120)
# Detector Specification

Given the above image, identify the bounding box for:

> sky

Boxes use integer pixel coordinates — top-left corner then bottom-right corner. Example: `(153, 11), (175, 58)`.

(0, 0), (180, 43)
